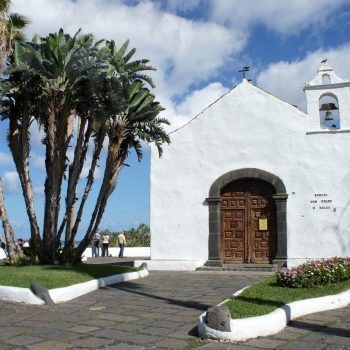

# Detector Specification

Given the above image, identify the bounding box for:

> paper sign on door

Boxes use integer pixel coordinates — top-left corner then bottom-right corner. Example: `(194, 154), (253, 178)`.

(259, 218), (268, 230)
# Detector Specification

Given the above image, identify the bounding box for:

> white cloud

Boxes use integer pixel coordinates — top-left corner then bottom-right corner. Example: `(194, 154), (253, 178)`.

(32, 154), (45, 171)
(211, 0), (347, 35)
(10, 219), (26, 230)
(0, 151), (12, 165)
(80, 160), (102, 180)
(1, 171), (20, 194)
(159, 0), (204, 14)
(163, 82), (228, 132)
(66, 149), (102, 180)
(12, 0), (242, 100)
(66, 149), (74, 164)
(256, 44), (350, 111)
(29, 121), (45, 148)
(176, 82), (228, 116)
(33, 185), (44, 195)
(10, 0), (350, 135)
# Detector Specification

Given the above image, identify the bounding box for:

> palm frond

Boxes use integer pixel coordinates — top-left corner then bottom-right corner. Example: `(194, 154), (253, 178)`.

(9, 13), (30, 29)
(129, 138), (143, 161)
(0, 0), (10, 14)
(130, 73), (155, 88)
(125, 61), (155, 73)
(117, 39), (130, 57)
(123, 47), (136, 63)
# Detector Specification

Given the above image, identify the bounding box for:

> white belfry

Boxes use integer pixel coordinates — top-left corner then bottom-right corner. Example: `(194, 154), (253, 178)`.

(304, 62), (350, 130)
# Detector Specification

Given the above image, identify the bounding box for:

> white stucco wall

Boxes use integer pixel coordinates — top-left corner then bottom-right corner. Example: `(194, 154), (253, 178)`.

(150, 79), (350, 267)
(82, 247), (150, 258)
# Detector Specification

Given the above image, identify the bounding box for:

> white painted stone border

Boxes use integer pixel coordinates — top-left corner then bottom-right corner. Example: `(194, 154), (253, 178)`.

(198, 285), (350, 342)
(0, 286), (45, 305)
(0, 265), (149, 305)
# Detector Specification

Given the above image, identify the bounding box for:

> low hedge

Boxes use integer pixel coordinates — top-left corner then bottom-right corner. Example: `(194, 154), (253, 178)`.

(276, 257), (350, 288)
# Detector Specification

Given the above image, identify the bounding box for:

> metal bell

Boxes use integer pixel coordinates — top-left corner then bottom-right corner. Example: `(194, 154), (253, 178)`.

(325, 111), (334, 121)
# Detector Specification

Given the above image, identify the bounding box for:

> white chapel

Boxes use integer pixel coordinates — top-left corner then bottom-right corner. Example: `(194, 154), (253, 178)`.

(145, 62), (350, 270)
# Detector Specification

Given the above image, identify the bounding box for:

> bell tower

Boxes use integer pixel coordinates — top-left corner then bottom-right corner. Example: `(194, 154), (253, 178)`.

(303, 62), (350, 130)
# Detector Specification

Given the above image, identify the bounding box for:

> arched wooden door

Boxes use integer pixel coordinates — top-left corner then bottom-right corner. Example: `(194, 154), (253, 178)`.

(220, 179), (276, 264)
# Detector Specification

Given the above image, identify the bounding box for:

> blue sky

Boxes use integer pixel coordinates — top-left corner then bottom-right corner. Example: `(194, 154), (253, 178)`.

(2, 0), (350, 239)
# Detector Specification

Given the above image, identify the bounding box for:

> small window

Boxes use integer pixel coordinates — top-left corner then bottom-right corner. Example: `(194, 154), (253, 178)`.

(322, 74), (331, 84)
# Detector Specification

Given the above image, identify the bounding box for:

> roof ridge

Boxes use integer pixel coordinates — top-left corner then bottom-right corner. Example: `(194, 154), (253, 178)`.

(249, 82), (305, 113)
(169, 80), (306, 135)
(169, 84), (237, 135)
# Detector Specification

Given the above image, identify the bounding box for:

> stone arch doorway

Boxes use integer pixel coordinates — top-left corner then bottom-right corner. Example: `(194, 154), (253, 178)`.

(221, 178), (276, 264)
(206, 168), (288, 267)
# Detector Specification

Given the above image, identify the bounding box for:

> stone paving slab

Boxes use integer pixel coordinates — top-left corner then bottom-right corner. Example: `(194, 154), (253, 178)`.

(0, 271), (349, 349)
(199, 343), (260, 349)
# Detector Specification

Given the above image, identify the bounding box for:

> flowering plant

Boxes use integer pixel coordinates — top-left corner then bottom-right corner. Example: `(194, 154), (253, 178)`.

(276, 257), (350, 288)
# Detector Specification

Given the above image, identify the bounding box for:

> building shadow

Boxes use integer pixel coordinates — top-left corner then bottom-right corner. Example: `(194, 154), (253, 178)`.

(289, 320), (350, 337)
(232, 295), (285, 309)
(108, 281), (210, 311)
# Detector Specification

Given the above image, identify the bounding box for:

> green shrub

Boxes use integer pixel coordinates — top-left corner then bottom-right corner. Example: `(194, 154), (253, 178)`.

(99, 224), (150, 247)
(276, 257), (350, 288)
(7, 254), (39, 267)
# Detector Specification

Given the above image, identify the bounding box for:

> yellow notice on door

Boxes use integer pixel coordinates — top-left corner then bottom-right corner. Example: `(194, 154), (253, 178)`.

(259, 218), (268, 231)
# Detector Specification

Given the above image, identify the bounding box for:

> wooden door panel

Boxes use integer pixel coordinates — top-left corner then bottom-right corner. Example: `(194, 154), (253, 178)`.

(222, 209), (245, 262)
(249, 206), (274, 263)
(221, 179), (276, 264)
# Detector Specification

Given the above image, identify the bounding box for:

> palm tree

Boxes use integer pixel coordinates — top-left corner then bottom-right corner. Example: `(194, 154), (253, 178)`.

(1, 29), (170, 264)
(0, 178), (22, 263)
(63, 40), (166, 259)
(0, 0), (29, 262)
(2, 29), (97, 262)
(74, 80), (169, 260)
(0, 0), (29, 73)
(1, 56), (42, 250)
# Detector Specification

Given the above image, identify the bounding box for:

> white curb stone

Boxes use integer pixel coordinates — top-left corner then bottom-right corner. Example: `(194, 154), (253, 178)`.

(0, 286), (45, 305)
(0, 266), (149, 305)
(198, 286), (350, 342)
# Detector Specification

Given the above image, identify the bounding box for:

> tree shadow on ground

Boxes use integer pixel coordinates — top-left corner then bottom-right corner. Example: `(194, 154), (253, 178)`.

(109, 282), (210, 311)
(42, 263), (136, 280)
(233, 295), (285, 309)
(289, 320), (350, 337)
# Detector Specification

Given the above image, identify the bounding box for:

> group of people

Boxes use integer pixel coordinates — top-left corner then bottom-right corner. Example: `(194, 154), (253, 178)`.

(0, 236), (5, 251)
(92, 231), (127, 258)
(0, 236), (30, 257)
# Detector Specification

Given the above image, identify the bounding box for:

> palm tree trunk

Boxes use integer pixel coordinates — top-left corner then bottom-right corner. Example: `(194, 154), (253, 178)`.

(43, 106), (59, 262)
(0, 178), (22, 263)
(74, 129), (127, 261)
(8, 114), (41, 249)
(43, 102), (74, 263)
(57, 215), (66, 246)
(70, 127), (104, 244)
(64, 116), (91, 248)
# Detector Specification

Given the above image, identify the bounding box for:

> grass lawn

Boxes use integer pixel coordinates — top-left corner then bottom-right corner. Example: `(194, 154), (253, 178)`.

(0, 264), (139, 289)
(226, 275), (350, 319)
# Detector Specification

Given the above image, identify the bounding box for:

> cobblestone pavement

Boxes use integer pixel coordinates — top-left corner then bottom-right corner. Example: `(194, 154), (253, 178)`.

(0, 270), (349, 350)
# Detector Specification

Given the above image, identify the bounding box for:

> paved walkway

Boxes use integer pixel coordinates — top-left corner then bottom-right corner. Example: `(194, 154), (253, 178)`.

(0, 271), (349, 349)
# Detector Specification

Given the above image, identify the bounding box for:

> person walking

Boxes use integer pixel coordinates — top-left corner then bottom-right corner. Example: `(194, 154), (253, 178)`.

(0, 235), (5, 251)
(22, 240), (30, 256)
(92, 232), (101, 257)
(117, 231), (127, 258)
(102, 232), (110, 257)
(0, 235), (7, 258)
